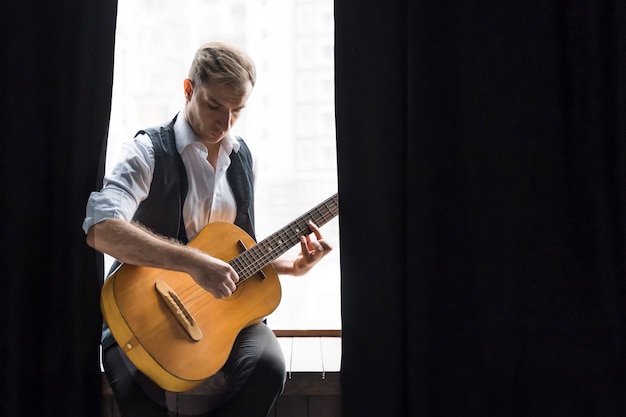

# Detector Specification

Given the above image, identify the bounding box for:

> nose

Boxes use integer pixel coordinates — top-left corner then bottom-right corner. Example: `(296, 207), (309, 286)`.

(217, 109), (233, 132)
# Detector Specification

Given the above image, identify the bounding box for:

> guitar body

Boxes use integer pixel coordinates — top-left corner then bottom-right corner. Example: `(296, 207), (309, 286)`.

(100, 222), (282, 392)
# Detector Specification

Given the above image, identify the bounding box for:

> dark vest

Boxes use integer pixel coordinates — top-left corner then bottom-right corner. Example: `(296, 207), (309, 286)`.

(102, 115), (256, 348)
(133, 114), (256, 242)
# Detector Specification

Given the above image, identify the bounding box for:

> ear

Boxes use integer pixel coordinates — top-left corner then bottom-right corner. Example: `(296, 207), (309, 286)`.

(183, 78), (194, 100)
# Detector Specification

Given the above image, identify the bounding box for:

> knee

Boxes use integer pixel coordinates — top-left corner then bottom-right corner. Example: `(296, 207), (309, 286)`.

(256, 351), (286, 393)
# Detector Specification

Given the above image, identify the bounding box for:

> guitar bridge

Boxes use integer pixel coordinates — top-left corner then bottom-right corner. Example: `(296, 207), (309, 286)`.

(155, 280), (203, 342)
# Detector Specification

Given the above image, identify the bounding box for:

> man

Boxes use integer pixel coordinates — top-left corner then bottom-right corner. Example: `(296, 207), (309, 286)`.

(83, 42), (332, 417)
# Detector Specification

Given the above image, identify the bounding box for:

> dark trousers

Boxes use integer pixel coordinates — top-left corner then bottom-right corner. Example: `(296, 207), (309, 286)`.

(103, 323), (286, 417)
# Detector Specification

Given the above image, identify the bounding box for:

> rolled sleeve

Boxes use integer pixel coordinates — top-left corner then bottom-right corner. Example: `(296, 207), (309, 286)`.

(82, 188), (141, 233)
(82, 134), (155, 234)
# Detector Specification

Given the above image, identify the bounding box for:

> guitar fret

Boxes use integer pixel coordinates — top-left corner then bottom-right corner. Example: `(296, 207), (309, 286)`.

(242, 246), (261, 277)
(230, 193), (338, 281)
(230, 257), (244, 277)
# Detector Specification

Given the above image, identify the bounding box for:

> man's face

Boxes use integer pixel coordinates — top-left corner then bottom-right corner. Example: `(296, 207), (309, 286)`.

(184, 78), (251, 145)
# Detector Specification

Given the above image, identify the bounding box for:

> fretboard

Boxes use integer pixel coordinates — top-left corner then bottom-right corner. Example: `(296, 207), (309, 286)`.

(230, 193), (339, 280)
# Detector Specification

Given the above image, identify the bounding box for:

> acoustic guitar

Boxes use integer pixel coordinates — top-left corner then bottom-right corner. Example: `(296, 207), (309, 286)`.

(100, 193), (339, 392)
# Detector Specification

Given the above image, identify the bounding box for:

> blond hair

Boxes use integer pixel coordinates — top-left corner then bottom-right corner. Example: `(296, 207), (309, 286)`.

(188, 42), (256, 94)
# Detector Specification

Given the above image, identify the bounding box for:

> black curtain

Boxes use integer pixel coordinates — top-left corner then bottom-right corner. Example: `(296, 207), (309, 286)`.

(0, 2), (117, 416)
(336, 1), (626, 416)
(2, 1), (625, 416)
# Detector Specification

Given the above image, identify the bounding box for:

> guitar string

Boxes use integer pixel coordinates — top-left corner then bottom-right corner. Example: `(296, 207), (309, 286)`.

(172, 197), (338, 314)
(182, 199), (339, 314)
(189, 199), (338, 284)
(182, 209), (340, 315)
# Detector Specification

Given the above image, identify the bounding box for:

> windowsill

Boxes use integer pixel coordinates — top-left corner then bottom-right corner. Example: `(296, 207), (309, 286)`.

(273, 330), (342, 374)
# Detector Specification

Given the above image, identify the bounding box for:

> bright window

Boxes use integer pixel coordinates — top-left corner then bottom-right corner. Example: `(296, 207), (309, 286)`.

(107, 0), (340, 331)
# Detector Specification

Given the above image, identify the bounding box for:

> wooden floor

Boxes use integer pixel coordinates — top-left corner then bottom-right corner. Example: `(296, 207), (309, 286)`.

(101, 371), (341, 417)
(270, 372), (341, 417)
(102, 335), (342, 417)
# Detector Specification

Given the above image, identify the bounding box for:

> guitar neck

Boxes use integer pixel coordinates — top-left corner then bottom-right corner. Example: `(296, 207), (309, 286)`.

(230, 193), (339, 280)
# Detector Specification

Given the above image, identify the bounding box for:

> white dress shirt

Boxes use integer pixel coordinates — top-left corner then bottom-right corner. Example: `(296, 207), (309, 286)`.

(82, 113), (255, 241)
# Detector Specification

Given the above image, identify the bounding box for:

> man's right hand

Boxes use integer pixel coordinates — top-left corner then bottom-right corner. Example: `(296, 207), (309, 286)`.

(186, 252), (240, 299)
(87, 218), (239, 298)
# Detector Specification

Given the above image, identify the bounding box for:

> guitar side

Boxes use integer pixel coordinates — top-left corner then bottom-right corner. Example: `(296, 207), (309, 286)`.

(100, 222), (282, 392)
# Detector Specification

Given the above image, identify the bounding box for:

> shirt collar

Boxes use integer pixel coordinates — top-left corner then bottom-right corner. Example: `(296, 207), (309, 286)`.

(173, 111), (240, 155)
